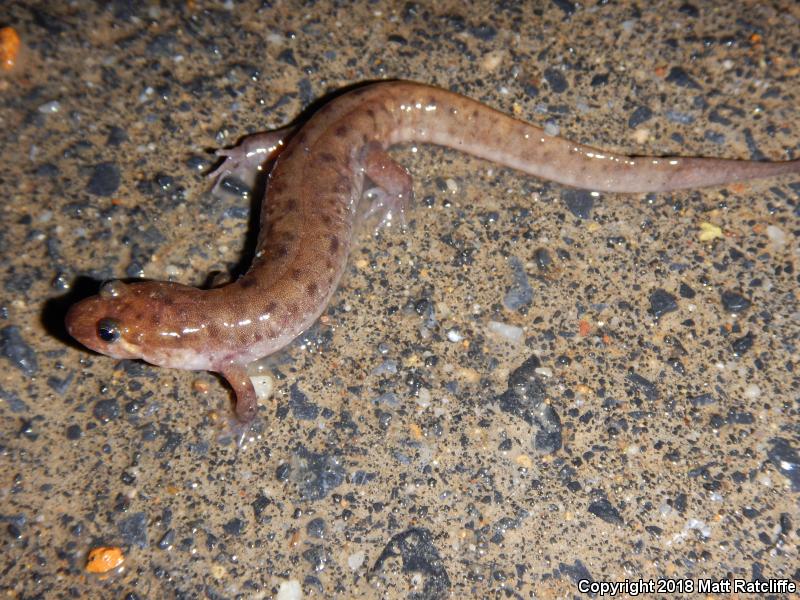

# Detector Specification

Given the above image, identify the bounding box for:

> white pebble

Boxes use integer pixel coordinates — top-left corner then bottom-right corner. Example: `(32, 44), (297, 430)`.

(744, 384), (761, 400)
(250, 375), (274, 400)
(38, 101), (61, 114)
(348, 550), (365, 571)
(765, 225), (786, 246)
(276, 580), (302, 600)
(487, 320), (524, 343)
(447, 329), (463, 342)
(543, 121), (560, 136)
(416, 387), (432, 408)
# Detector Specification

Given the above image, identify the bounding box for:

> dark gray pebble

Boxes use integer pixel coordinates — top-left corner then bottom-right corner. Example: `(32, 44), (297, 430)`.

(688, 393), (715, 406)
(469, 23), (496, 41)
(46, 371), (75, 395)
(252, 493), (272, 523)
(277, 48), (297, 66)
(649, 288), (678, 317)
(0, 385), (29, 412)
(87, 162), (121, 197)
(65, 424), (82, 440)
(731, 332), (754, 355)
(0, 326), (38, 376)
(370, 528), (451, 598)
(93, 399), (120, 423)
(628, 105), (653, 129)
(497, 355), (562, 454)
(559, 559), (593, 585)
(679, 282), (696, 298)
(544, 68), (568, 93)
(503, 256), (533, 311)
(625, 372), (659, 401)
(588, 498), (624, 525)
(118, 512), (148, 548)
(275, 463), (291, 481)
(561, 189), (594, 219)
(157, 529), (175, 550)
(289, 383), (320, 420)
(222, 518), (244, 536)
(294, 448), (345, 501)
(306, 517), (326, 539)
(534, 248), (552, 271)
(720, 290), (751, 313)
(106, 126), (128, 146)
(302, 544), (330, 571)
(552, 0), (577, 16)
(767, 438), (800, 491)
(665, 66), (701, 89)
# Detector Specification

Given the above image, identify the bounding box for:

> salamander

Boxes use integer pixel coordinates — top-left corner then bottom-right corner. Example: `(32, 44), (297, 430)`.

(65, 80), (800, 422)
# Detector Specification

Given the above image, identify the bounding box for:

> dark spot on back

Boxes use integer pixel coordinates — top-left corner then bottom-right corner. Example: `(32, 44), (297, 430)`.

(264, 301), (278, 314)
(335, 124), (349, 136)
(306, 282), (318, 297)
(366, 108), (375, 119)
(330, 235), (339, 253)
(319, 152), (336, 164)
(240, 277), (256, 289)
(270, 180), (286, 194)
(291, 268), (303, 281)
(285, 198), (297, 211)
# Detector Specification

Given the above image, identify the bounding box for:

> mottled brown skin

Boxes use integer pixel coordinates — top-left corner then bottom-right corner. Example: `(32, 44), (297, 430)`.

(65, 81), (800, 422)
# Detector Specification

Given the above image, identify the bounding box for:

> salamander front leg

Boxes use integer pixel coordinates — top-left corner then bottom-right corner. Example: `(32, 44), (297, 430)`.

(360, 142), (414, 230)
(208, 126), (296, 193)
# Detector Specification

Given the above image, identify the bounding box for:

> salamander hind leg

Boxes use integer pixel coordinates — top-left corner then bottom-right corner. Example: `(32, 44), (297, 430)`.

(220, 364), (260, 422)
(360, 142), (414, 230)
(208, 126), (296, 194)
(215, 364), (263, 446)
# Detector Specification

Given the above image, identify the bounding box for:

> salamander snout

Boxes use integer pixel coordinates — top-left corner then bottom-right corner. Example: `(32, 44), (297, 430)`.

(65, 280), (145, 360)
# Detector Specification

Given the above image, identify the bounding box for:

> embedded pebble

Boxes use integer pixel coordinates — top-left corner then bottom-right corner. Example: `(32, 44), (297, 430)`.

(0, 326), (38, 376)
(649, 288), (678, 317)
(487, 320), (524, 343)
(87, 162), (121, 197)
(765, 225), (786, 246)
(276, 580), (302, 600)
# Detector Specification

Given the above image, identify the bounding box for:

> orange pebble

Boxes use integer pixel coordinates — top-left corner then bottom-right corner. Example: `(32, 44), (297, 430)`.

(86, 546), (125, 573)
(0, 27), (20, 72)
(578, 319), (591, 337)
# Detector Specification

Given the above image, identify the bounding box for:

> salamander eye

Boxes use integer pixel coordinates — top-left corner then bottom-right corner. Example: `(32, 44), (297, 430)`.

(97, 318), (121, 343)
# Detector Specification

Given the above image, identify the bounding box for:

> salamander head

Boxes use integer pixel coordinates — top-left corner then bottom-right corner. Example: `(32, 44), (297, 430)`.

(65, 280), (212, 370)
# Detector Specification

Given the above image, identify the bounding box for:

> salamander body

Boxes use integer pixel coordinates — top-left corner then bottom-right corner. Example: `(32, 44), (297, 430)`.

(65, 81), (800, 421)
